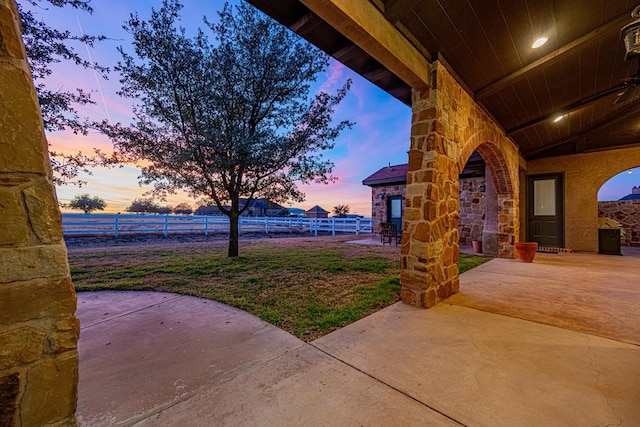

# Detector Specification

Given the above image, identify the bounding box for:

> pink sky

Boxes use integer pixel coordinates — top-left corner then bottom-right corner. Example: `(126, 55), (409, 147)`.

(36, 0), (411, 215)
(33, 0), (640, 214)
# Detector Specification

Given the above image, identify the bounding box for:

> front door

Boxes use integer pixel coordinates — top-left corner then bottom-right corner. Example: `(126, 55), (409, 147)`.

(387, 195), (403, 231)
(527, 174), (564, 247)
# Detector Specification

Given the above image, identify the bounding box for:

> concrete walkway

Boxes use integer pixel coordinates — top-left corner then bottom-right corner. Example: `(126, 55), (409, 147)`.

(76, 252), (640, 426)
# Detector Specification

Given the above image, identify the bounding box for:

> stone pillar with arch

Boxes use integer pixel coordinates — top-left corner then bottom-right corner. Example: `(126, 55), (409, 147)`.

(0, 1), (79, 425)
(400, 62), (521, 308)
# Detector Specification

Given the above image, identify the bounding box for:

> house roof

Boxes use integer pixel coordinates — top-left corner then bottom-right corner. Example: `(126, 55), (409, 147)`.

(363, 153), (485, 186)
(239, 198), (284, 210)
(306, 205), (329, 213)
(246, 0), (640, 161)
(362, 164), (408, 187)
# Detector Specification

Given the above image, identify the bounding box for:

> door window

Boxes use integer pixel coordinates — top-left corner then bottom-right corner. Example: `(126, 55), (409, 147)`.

(533, 179), (556, 216)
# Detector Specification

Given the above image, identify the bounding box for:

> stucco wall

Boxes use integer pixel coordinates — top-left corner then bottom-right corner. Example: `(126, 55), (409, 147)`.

(526, 146), (640, 252)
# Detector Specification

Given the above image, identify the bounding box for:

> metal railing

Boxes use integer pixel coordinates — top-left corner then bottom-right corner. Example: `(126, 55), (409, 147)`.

(61, 213), (372, 237)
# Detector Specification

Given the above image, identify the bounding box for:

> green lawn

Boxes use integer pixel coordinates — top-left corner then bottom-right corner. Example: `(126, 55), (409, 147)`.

(68, 237), (491, 340)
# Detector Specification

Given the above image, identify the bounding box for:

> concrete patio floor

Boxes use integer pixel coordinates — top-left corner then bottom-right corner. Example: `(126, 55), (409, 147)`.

(76, 251), (640, 426)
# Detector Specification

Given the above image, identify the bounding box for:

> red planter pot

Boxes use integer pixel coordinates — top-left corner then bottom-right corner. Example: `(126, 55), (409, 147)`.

(515, 242), (538, 262)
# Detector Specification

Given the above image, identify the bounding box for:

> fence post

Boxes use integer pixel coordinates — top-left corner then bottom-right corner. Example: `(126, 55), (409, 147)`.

(265, 217), (269, 234)
(114, 213), (119, 237)
(331, 217), (335, 236)
(314, 218), (318, 236)
(204, 216), (208, 236)
(355, 217), (360, 235)
(163, 215), (168, 237)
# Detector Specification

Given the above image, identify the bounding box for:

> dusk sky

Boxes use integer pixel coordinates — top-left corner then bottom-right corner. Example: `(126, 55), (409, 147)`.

(31, 0), (639, 214)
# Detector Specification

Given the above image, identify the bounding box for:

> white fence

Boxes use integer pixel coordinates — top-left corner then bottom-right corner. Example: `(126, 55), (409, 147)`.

(61, 213), (372, 237)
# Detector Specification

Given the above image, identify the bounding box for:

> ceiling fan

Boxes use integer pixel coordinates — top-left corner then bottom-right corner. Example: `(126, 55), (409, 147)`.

(614, 59), (640, 105)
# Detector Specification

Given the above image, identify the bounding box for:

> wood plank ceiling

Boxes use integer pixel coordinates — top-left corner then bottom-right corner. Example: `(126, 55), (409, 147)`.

(245, 0), (640, 160)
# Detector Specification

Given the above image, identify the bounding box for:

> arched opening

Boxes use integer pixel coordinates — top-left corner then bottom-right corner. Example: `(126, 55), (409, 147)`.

(458, 141), (516, 259)
(597, 166), (640, 255)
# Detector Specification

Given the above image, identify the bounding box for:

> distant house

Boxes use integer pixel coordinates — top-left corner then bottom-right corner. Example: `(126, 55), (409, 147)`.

(619, 186), (640, 201)
(286, 207), (306, 217)
(305, 205), (329, 218)
(240, 198), (286, 217)
(194, 198), (287, 217)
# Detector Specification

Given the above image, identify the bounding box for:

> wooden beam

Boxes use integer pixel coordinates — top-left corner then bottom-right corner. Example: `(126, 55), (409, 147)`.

(332, 44), (359, 61)
(301, 0), (431, 89)
(385, 0), (423, 25)
(290, 12), (323, 37)
(525, 101), (640, 158)
(507, 84), (626, 136)
(289, 12), (314, 31)
(476, 11), (633, 100)
(363, 66), (393, 81)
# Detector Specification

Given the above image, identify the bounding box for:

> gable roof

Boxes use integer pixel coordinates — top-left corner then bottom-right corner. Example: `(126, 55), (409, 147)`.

(306, 205), (329, 213)
(362, 164), (408, 187)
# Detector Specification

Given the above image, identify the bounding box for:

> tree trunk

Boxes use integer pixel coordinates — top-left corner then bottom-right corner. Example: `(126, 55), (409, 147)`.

(228, 212), (239, 257)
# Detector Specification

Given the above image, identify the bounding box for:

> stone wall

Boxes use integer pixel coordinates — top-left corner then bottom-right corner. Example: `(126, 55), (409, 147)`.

(526, 146), (640, 251)
(0, 1), (79, 425)
(598, 200), (640, 246)
(458, 177), (485, 244)
(370, 184), (406, 234)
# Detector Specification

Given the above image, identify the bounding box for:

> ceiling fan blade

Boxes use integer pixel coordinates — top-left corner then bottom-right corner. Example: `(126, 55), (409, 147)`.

(615, 87), (634, 105)
(613, 89), (631, 105)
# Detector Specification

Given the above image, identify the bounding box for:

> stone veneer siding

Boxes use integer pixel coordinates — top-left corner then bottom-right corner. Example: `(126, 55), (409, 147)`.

(458, 177), (485, 244)
(0, 1), (79, 425)
(598, 201), (640, 246)
(371, 178), (485, 244)
(370, 184), (406, 234)
(400, 61), (521, 308)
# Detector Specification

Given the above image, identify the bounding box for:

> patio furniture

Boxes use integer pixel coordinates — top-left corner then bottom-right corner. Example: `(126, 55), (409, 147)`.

(380, 222), (401, 246)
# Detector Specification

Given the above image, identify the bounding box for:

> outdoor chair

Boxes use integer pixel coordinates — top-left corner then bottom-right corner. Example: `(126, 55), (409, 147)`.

(380, 222), (401, 246)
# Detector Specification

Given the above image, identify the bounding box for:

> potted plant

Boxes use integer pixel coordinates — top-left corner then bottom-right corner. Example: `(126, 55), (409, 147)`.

(472, 238), (483, 253)
(515, 242), (538, 262)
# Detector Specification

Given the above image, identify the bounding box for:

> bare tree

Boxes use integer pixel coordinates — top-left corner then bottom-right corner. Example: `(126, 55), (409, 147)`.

(18, 0), (117, 185)
(67, 193), (106, 213)
(332, 204), (350, 218)
(101, 1), (353, 256)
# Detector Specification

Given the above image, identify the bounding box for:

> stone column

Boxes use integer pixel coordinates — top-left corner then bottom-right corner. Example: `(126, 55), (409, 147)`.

(497, 194), (516, 258)
(482, 167), (499, 256)
(0, 1), (79, 426)
(400, 87), (460, 308)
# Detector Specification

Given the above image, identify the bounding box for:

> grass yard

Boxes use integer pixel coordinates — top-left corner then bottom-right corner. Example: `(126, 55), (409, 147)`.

(67, 236), (491, 341)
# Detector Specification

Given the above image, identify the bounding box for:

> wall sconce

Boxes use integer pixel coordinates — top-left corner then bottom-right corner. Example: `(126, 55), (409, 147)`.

(479, 183), (486, 192)
(379, 193), (386, 200)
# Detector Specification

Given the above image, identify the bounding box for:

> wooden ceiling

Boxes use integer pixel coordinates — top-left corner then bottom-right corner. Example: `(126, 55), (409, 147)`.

(245, 0), (640, 160)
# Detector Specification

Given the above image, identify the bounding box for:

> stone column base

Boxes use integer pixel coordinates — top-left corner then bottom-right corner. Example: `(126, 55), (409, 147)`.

(482, 231), (499, 256)
(400, 287), (425, 307)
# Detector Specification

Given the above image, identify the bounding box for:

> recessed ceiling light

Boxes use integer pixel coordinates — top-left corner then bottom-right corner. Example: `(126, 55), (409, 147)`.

(532, 37), (548, 48)
(553, 115), (564, 123)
